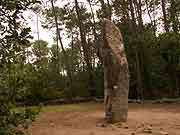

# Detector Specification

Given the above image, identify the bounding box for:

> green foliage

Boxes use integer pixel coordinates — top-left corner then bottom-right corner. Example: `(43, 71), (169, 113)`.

(158, 33), (180, 96)
(0, 0), (41, 134)
(159, 33), (180, 66)
(0, 101), (40, 135)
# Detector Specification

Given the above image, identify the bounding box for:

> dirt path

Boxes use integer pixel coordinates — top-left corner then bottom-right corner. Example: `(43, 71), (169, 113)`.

(29, 103), (180, 135)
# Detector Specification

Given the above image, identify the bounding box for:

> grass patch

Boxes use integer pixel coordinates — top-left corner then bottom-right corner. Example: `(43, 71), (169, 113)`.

(16, 102), (103, 113)
(42, 102), (102, 113)
(42, 104), (83, 112)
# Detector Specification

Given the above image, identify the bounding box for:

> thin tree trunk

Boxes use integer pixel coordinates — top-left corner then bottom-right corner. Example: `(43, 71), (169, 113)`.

(87, 0), (97, 39)
(36, 15), (40, 41)
(51, 0), (73, 96)
(145, 0), (156, 35)
(129, 0), (144, 100)
(129, 0), (137, 30)
(36, 14), (41, 59)
(170, 0), (179, 33)
(133, 0), (143, 31)
(87, 0), (103, 64)
(135, 51), (143, 101)
(161, 0), (169, 32)
(74, 0), (95, 96)
(56, 31), (60, 74)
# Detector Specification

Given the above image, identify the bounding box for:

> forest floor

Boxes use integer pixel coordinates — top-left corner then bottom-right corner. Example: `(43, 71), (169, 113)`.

(29, 102), (180, 135)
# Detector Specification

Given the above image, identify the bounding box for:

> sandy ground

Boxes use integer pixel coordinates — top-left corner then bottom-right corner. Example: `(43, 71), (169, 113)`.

(29, 102), (180, 135)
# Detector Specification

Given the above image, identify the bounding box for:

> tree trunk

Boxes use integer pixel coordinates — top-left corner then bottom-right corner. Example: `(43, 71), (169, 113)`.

(51, 0), (73, 96)
(129, 0), (145, 100)
(103, 19), (129, 123)
(170, 0), (179, 33)
(74, 0), (95, 96)
(144, 0), (156, 35)
(133, 0), (143, 31)
(87, 0), (103, 64)
(161, 0), (169, 32)
(129, 0), (137, 30)
(135, 51), (143, 100)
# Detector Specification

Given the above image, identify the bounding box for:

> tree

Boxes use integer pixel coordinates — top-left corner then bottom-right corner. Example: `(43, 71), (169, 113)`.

(50, 0), (73, 97)
(161, 0), (169, 32)
(0, 0), (40, 134)
(74, 0), (96, 96)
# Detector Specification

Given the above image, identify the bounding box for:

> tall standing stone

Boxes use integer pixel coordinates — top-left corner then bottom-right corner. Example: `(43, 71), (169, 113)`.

(102, 19), (129, 123)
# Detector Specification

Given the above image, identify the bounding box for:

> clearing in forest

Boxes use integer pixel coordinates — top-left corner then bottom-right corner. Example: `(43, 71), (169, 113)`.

(29, 102), (180, 135)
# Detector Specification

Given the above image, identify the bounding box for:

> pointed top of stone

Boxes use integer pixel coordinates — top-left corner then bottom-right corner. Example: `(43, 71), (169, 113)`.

(103, 19), (123, 43)
(103, 19), (127, 66)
